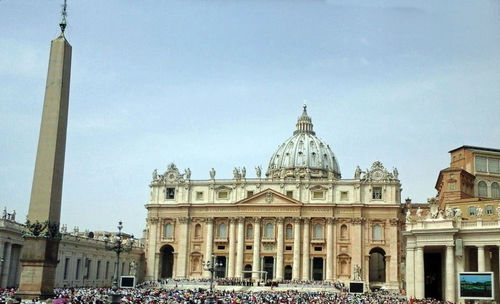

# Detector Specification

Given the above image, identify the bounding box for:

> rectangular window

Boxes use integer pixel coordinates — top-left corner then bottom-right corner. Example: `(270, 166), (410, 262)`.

(196, 191), (203, 200)
(372, 187), (382, 200)
(488, 158), (500, 174)
(164, 223), (174, 238)
(468, 206), (476, 216)
(449, 183), (456, 190)
(486, 205), (494, 215)
(105, 261), (110, 279)
(85, 259), (91, 279)
(312, 191), (324, 199)
(217, 245), (225, 250)
(247, 191), (254, 197)
(166, 187), (175, 199)
(314, 247), (322, 252)
(217, 191), (228, 199)
(476, 156), (487, 172)
(286, 191), (294, 198)
(96, 261), (101, 280)
(63, 257), (70, 280)
(246, 245), (252, 250)
(75, 259), (81, 280)
(340, 191), (348, 201)
(285, 246), (292, 251)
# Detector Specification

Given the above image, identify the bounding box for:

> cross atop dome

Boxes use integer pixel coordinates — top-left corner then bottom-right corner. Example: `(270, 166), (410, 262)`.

(294, 104), (315, 135)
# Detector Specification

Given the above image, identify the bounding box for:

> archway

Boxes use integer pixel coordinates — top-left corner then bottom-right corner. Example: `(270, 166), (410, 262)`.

(369, 247), (386, 283)
(244, 264), (252, 279)
(284, 265), (292, 280)
(160, 245), (174, 278)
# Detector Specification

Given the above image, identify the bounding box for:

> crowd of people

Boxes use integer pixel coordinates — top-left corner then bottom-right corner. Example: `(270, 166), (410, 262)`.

(0, 286), (455, 304)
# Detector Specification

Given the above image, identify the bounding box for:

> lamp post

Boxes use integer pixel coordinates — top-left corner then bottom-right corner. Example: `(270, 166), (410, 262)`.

(202, 255), (223, 293)
(104, 220), (134, 304)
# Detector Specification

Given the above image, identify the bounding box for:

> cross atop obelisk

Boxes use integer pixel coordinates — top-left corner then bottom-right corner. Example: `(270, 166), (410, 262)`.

(17, 1), (72, 299)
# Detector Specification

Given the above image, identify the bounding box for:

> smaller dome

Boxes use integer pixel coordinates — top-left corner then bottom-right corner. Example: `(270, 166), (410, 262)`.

(266, 105), (341, 179)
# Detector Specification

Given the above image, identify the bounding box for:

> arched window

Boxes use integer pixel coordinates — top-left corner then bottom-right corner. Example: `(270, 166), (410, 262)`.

(491, 182), (500, 199)
(218, 223), (227, 238)
(313, 224), (323, 239)
(372, 225), (382, 241)
(478, 181), (487, 197)
(246, 224), (253, 239)
(285, 224), (293, 239)
(265, 223), (274, 238)
(340, 224), (348, 239)
(164, 223), (173, 238)
(194, 224), (202, 238)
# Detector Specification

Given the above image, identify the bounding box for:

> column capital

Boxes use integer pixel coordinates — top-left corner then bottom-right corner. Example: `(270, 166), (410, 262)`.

(302, 217), (311, 224)
(229, 217), (237, 224)
(352, 217), (364, 225)
(204, 217), (214, 224)
(276, 217), (284, 224)
(237, 217), (246, 223)
(253, 217), (261, 224)
(148, 217), (160, 224)
(326, 218), (335, 225)
(293, 217), (301, 224)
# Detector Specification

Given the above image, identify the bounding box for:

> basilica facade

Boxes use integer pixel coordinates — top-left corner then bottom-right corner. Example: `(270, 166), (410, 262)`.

(144, 106), (404, 290)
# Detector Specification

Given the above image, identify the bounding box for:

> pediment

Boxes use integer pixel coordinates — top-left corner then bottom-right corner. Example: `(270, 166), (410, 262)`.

(235, 189), (302, 206)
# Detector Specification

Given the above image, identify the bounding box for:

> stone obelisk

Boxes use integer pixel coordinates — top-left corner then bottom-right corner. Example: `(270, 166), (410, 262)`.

(17, 3), (71, 300)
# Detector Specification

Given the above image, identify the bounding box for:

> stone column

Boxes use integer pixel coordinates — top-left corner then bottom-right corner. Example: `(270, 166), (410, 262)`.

(415, 247), (425, 299)
(302, 218), (310, 280)
(478, 245), (485, 272)
(445, 245), (455, 302)
(276, 217), (284, 281)
(146, 218), (159, 281)
(1, 243), (11, 287)
(332, 221), (337, 279)
(292, 218), (301, 280)
(204, 218), (214, 278)
(252, 218), (261, 281)
(235, 218), (245, 279)
(228, 218), (236, 278)
(176, 217), (189, 278)
(0, 241), (4, 288)
(351, 218), (363, 276)
(326, 218), (334, 281)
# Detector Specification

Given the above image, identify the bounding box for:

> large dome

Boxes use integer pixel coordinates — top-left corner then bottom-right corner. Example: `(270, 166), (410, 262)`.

(266, 106), (341, 179)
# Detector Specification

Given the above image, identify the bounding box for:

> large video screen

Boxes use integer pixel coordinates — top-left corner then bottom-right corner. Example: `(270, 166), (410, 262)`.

(458, 272), (494, 300)
(349, 282), (364, 293)
(120, 276), (136, 288)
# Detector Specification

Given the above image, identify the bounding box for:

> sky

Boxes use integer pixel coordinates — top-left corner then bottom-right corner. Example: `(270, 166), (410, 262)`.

(1, 0), (499, 237)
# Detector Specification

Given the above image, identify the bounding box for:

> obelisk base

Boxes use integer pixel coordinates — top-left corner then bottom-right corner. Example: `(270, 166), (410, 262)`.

(16, 237), (60, 300)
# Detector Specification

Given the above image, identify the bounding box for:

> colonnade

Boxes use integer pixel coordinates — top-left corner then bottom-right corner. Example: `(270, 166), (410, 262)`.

(202, 217), (338, 281)
(406, 245), (500, 302)
(0, 240), (21, 288)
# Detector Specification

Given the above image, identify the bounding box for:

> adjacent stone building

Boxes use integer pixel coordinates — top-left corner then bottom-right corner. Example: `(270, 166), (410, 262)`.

(145, 106), (404, 290)
(404, 146), (500, 303)
(0, 214), (145, 289)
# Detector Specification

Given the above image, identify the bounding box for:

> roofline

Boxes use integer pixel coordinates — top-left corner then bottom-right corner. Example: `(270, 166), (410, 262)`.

(449, 145), (500, 154)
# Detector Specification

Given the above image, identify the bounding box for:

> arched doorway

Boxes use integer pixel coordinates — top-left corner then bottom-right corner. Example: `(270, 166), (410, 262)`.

(244, 264), (252, 279)
(160, 245), (174, 278)
(284, 265), (292, 280)
(369, 247), (386, 283)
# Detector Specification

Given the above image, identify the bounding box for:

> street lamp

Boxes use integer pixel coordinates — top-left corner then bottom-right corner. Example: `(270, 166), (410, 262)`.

(104, 220), (134, 304)
(202, 255), (223, 293)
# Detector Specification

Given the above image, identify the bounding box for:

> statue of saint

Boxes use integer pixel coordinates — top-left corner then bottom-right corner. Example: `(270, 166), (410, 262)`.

(354, 166), (361, 179)
(393, 167), (399, 179)
(209, 168), (216, 179)
(255, 166), (262, 178)
(185, 168), (191, 180)
(152, 169), (158, 181)
(241, 167), (246, 179)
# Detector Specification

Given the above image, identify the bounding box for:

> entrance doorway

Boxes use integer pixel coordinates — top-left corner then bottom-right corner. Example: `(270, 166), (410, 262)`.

(312, 257), (324, 281)
(424, 252), (442, 300)
(369, 247), (386, 283)
(160, 245), (174, 278)
(244, 264), (252, 279)
(284, 265), (292, 280)
(263, 257), (274, 280)
(215, 256), (226, 278)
